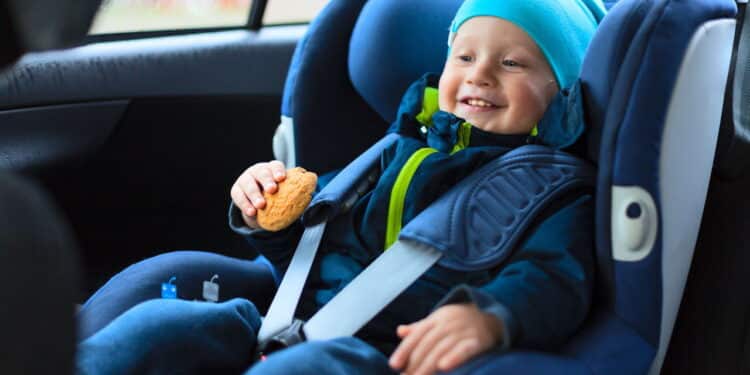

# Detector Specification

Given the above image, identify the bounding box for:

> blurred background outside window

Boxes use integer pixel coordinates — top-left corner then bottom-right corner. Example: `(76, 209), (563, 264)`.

(264, 0), (329, 24)
(89, 0), (330, 35)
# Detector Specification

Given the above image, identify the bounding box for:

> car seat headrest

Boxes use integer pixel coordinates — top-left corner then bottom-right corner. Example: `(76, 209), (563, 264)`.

(348, 0), (462, 123)
(0, 0), (102, 68)
(291, 0), (624, 172)
(579, 0), (648, 163)
(348, 0), (619, 162)
(0, 1), (22, 68)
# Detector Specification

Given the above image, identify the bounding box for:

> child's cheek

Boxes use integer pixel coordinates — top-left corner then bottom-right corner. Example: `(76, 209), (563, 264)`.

(437, 90), (454, 113)
(520, 83), (554, 124)
(437, 72), (458, 113)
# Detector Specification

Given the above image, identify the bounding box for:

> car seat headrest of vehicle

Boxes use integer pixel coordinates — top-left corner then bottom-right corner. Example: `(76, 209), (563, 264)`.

(348, 0), (462, 124)
(4, 0), (102, 53)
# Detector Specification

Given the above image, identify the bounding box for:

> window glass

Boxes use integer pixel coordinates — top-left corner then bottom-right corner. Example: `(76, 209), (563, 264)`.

(89, 0), (253, 35)
(263, 0), (330, 25)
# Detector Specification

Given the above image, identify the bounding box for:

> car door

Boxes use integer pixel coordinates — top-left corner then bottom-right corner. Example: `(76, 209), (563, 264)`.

(0, 0), (329, 296)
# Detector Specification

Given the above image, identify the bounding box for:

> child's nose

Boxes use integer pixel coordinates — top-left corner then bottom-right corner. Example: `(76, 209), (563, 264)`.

(466, 64), (496, 87)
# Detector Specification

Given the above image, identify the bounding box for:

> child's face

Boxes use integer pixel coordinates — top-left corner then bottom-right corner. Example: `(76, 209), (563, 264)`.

(439, 17), (559, 134)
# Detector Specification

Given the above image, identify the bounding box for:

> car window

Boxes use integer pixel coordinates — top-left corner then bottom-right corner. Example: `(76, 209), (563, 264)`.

(263, 0), (330, 25)
(89, 0), (253, 35)
(89, 0), (331, 35)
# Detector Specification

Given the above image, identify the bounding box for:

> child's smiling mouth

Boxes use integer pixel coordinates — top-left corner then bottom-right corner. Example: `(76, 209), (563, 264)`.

(458, 97), (503, 113)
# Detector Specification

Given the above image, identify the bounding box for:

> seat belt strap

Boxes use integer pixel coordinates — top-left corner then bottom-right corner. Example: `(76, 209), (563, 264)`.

(257, 222), (327, 342)
(303, 240), (441, 340)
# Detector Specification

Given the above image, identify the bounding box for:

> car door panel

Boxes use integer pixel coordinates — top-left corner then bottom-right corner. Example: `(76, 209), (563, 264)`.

(0, 27), (302, 108)
(0, 25), (303, 294)
(0, 100), (126, 171)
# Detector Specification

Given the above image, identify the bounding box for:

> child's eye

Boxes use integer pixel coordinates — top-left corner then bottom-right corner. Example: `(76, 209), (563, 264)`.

(502, 59), (520, 67)
(458, 55), (473, 63)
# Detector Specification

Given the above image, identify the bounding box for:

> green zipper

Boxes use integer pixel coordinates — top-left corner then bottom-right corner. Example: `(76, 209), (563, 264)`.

(384, 147), (438, 249)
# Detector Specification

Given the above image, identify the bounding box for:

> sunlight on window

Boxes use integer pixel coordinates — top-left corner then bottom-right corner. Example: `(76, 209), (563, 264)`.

(263, 0), (330, 25)
(89, 0), (253, 34)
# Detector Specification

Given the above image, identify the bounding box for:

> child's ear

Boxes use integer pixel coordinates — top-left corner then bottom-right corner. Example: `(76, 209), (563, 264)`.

(546, 79), (560, 97)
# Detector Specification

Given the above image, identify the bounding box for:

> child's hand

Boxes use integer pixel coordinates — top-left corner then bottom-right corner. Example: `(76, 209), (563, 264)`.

(230, 160), (287, 229)
(388, 303), (504, 375)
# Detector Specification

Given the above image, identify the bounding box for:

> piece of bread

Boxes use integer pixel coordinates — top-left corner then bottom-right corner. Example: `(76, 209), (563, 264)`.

(256, 167), (318, 232)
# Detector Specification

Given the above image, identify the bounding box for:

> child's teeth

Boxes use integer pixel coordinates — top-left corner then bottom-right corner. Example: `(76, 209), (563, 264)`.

(469, 99), (492, 107)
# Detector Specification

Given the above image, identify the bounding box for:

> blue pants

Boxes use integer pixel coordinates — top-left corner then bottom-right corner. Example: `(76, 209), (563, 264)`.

(77, 251), (278, 341)
(75, 251), (515, 374)
(77, 297), (396, 374)
(246, 336), (395, 375)
(77, 298), (261, 374)
(75, 251), (396, 374)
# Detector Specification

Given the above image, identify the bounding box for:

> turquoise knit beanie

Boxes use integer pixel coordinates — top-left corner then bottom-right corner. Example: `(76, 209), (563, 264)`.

(448, 0), (606, 90)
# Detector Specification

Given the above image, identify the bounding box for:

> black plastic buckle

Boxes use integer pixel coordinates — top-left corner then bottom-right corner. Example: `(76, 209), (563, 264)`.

(256, 319), (306, 361)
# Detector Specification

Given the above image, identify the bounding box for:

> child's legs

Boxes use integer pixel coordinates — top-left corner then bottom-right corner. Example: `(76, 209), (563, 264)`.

(77, 297), (261, 375)
(77, 251), (277, 340)
(245, 337), (396, 375)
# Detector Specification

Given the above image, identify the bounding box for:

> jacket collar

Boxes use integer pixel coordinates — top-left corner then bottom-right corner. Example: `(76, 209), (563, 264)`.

(389, 73), (587, 152)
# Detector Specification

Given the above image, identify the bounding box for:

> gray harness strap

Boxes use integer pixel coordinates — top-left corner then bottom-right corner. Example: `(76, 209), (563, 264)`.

(303, 240), (441, 340)
(257, 222), (327, 343)
(257, 136), (395, 347)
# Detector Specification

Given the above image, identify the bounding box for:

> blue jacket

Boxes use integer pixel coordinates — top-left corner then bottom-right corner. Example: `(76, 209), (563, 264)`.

(229, 74), (595, 353)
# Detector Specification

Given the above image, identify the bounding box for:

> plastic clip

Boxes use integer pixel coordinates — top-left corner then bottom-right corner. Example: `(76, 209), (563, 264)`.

(161, 276), (177, 299)
(202, 274), (220, 302)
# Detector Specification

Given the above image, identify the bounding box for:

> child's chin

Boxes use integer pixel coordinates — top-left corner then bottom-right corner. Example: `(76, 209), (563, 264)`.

(463, 117), (493, 129)
(457, 110), (502, 127)
(473, 121), (512, 134)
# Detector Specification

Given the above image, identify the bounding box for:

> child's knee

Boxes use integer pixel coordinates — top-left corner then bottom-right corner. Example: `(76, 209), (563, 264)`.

(216, 297), (263, 332)
(84, 298), (262, 356)
(79, 298), (262, 374)
(121, 298), (261, 336)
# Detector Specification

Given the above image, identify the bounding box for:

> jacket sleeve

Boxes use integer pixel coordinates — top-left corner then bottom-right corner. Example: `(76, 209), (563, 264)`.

(435, 193), (595, 350)
(226, 168), (342, 274)
(228, 201), (303, 273)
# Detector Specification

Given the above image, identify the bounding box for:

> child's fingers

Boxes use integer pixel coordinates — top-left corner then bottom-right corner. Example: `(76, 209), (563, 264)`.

(230, 184), (256, 217)
(249, 164), (278, 194)
(268, 160), (287, 182)
(417, 335), (455, 375)
(404, 323), (446, 374)
(239, 174), (266, 210)
(396, 324), (413, 338)
(437, 337), (481, 372)
(388, 320), (432, 370)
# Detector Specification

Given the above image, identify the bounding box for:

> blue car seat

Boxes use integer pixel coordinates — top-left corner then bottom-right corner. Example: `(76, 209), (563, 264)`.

(270, 0), (739, 373)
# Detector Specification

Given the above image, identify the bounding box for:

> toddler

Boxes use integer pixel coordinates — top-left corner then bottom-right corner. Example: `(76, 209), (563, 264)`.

(77, 0), (605, 374)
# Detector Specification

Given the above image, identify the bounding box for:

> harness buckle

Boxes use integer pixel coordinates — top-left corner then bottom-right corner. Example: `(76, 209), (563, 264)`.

(256, 319), (306, 360)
